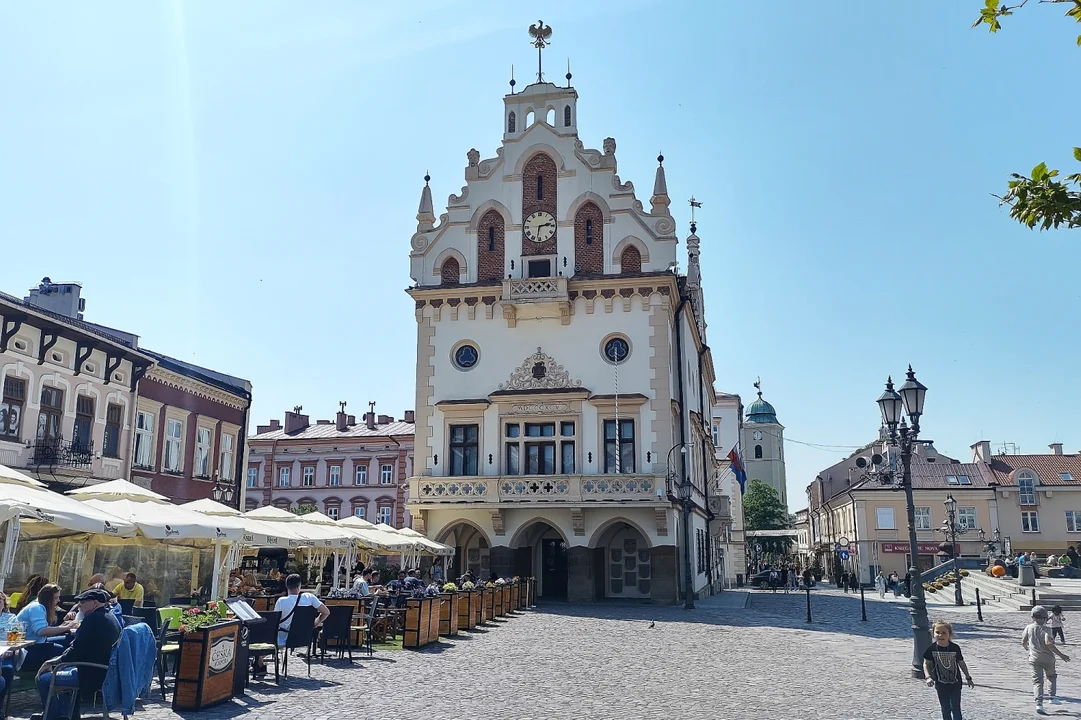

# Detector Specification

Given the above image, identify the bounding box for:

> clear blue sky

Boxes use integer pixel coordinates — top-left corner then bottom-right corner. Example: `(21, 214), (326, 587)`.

(2, 1), (1078, 508)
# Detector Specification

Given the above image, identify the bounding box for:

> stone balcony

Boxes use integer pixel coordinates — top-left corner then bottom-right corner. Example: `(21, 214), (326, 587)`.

(409, 473), (669, 506)
(500, 276), (571, 326)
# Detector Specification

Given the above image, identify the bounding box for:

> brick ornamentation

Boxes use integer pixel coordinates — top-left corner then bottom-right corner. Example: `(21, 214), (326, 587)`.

(521, 153), (558, 257)
(573, 202), (604, 275)
(441, 257), (460, 285)
(477, 209), (505, 281)
(620, 246), (642, 274)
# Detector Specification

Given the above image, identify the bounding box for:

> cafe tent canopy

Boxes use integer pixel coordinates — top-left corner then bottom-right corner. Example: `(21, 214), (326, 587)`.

(180, 499), (308, 547)
(0, 464), (45, 488)
(242, 507), (355, 547)
(396, 526), (454, 556)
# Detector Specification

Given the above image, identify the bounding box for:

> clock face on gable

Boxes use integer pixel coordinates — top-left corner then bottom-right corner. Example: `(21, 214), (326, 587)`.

(753, 431), (763, 440)
(523, 211), (556, 243)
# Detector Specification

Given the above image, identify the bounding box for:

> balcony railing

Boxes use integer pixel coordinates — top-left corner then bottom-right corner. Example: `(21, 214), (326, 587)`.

(411, 474), (664, 504)
(30, 436), (93, 471)
(502, 276), (568, 302)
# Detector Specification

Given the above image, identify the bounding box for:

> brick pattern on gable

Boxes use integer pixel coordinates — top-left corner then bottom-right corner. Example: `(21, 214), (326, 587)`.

(440, 257), (460, 285)
(477, 209), (505, 282)
(620, 245), (642, 274)
(521, 153), (558, 257)
(574, 202), (604, 276)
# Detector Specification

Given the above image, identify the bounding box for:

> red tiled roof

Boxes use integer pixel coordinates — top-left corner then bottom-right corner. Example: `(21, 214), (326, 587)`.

(250, 421), (415, 441)
(987, 454), (1081, 486)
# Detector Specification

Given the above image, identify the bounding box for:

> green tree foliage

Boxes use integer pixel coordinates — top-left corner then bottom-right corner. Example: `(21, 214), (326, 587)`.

(290, 503), (318, 516)
(973, 1), (1081, 230)
(743, 479), (788, 530)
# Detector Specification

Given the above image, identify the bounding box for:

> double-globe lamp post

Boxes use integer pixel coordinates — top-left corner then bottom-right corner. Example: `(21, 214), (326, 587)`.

(939, 494), (972, 607)
(876, 366), (930, 679)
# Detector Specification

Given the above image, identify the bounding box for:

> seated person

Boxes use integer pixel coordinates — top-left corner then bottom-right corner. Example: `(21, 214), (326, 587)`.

(14, 575), (48, 614)
(32, 588), (121, 720)
(252, 574), (329, 678)
(18, 585), (76, 674)
(108, 573), (144, 608)
(353, 570), (372, 597)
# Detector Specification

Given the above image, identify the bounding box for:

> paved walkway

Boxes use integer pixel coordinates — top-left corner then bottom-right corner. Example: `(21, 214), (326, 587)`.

(8, 590), (1076, 719)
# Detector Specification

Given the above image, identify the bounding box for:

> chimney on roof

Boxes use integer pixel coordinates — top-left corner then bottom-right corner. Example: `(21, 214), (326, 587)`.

(284, 409), (309, 434)
(316, 419), (331, 425)
(336, 401), (349, 432)
(1050, 443), (1064, 456)
(377, 414), (393, 425)
(347, 414), (356, 426)
(403, 410), (415, 423)
(971, 440), (992, 463)
(365, 412), (376, 431)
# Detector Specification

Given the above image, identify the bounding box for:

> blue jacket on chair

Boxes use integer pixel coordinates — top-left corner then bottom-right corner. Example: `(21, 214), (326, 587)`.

(102, 623), (156, 715)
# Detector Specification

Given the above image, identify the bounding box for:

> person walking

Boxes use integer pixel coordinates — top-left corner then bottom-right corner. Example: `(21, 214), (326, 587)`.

(768, 568), (779, 593)
(923, 620), (974, 720)
(1023, 605), (1071, 714)
(1050, 605), (1067, 644)
(840, 571), (849, 594)
(780, 567), (790, 595)
(875, 572), (886, 598)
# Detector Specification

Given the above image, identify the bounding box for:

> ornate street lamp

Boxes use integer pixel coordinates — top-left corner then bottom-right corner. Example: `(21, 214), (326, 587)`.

(211, 472), (236, 507)
(873, 366), (932, 679)
(978, 527), (1002, 559)
(937, 493), (971, 606)
(666, 442), (694, 610)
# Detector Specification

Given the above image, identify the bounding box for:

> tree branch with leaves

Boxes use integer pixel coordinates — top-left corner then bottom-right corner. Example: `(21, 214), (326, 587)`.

(973, 0), (1081, 230)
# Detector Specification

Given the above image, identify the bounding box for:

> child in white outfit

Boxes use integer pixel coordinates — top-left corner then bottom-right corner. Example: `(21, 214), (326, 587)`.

(1050, 605), (1066, 644)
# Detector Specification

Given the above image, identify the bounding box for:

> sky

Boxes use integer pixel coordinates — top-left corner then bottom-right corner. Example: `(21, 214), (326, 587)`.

(2, 1), (1078, 509)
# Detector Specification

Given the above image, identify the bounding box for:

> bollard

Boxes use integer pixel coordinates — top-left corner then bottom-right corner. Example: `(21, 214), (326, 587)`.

(860, 584), (867, 621)
(976, 587), (983, 622)
(805, 586), (812, 623)
(1033, 588), (1037, 607)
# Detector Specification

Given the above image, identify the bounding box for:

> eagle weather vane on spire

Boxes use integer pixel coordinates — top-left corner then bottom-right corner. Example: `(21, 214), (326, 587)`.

(528, 20), (553, 83)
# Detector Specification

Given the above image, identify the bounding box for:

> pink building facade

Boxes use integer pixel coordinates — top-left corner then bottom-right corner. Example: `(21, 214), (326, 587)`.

(247, 405), (414, 528)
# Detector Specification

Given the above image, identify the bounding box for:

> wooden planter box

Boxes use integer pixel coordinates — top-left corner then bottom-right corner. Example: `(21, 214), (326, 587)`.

(439, 593), (460, 636)
(527, 577), (536, 606)
(172, 620), (241, 712)
(509, 582), (520, 611)
(404, 597), (440, 648)
(498, 586), (512, 616)
(481, 587), (495, 623)
(457, 590), (478, 630)
(517, 580), (529, 609)
(492, 586), (505, 617)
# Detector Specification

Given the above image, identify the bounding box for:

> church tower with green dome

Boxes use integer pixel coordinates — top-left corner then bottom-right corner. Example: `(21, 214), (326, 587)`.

(741, 381), (788, 508)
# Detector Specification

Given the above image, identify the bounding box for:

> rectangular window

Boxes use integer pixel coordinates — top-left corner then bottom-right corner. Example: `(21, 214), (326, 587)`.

(327, 506), (339, 520)
(945, 475), (958, 485)
(711, 420), (720, 449)
(561, 421), (575, 474)
(525, 442), (556, 474)
(1067, 511), (1081, 533)
(278, 466), (290, 488)
(103, 404), (122, 458)
(449, 424), (479, 476)
(527, 259), (551, 278)
(914, 506), (931, 530)
(355, 464), (368, 485)
(380, 464), (394, 484)
(505, 443), (520, 475)
(957, 475), (971, 485)
(536, 174), (543, 200)
(353, 507), (366, 519)
(1021, 510), (1040, 533)
(957, 507), (977, 530)
(73, 395), (94, 453)
(1062, 473), (1074, 482)
(378, 506), (392, 525)
(37, 386), (64, 442)
(488, 226), (495, 252)
(329, 465), (341, 486)
(0, 376), (26, 440)
(585, 218), (593, 245)
(302, 466), (315, 487)
(134, 411), (155, 468)
(1019, 478), (1037, 506)
(164, 418), (183, 472)
(219, 434), (234, 480)
(195, 427), (212, 477)
(876, 507), (895, 530)
(603, 419), (636, 474)
(247, 467), (258, 488)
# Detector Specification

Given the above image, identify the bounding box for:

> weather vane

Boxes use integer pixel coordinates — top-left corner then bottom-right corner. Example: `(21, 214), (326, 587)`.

(754, 377), (762, 396)
(339, 401), (347, 413)
(528, 20), (552, 83)
(689, 196), (702, 224)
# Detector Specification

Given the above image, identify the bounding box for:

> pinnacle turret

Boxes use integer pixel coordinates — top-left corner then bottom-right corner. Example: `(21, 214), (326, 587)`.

(416, 173), (435, 231)
(650, 154), (671, 217)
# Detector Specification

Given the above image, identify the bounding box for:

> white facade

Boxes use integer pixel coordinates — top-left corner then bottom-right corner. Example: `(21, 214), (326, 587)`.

(406, 65), (720, 603)
(711, 392), (746, 587)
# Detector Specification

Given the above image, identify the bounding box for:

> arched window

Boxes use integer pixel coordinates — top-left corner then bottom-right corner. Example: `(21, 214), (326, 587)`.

(508, 112), (516, 133)
(477, 209), (505, 282)
(1018, 470), (1037, 505)
(564, 106), (571, 126)
(754, 444), (763, 459)
(440, 257), (460, 285)
(574, 202), (603, 275)
(488, 226), (495, 252)
(536, 175), (544, 200)
(620, 245), (642, 274)
(585, 219), (593, 245)
(525, 110), (535, 127)
(546, 108), (555, 125)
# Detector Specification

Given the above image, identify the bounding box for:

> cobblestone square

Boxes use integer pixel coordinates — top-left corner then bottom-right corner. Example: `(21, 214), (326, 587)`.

(9, 589), (1075, 719)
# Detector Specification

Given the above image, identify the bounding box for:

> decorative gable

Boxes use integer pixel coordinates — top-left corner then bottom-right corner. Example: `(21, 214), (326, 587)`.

(497, 347), (583, 391)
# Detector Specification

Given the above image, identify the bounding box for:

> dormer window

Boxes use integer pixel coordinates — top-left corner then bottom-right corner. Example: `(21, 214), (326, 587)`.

(1018, 470), (1037, 505)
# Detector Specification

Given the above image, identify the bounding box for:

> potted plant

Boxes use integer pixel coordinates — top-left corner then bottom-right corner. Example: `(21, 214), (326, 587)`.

(172, 602), (241, 712)
(439, 583), (460, 636)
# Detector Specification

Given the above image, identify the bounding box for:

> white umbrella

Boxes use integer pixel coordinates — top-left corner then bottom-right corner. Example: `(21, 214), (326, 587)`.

(242, 508), (354, 548)
(180, 500), (307, 547)
(0, 464), (45, 488)
(397, 527), (454, 556)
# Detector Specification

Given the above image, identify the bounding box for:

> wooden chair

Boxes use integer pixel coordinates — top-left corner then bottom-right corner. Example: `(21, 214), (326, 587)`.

(117, 599), (136, 616)
(248, 611), (281, 685)
(352, 595), (380, 657)
(42, 638), (121, 720)
(279, 605), (318, 678)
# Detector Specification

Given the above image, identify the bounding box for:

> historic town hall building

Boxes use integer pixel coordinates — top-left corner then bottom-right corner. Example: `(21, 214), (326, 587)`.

(406, 27), (724, 603)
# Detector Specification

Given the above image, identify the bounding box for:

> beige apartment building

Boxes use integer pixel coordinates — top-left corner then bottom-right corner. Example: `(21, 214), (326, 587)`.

(807, 440), (1081, 584)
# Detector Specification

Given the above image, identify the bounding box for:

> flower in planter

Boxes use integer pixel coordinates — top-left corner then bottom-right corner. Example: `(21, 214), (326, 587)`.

(425, 585), (440, 597)
(959, 569), (970, 577)
(442, 582), (458, 592)
(495, 578), (506, 586)
(512, 576), (520, 582)
(485, 582), (496, 588)
(460, 581), (475, 591)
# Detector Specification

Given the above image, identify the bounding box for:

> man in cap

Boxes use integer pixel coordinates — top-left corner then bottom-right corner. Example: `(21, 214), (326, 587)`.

(32, 588), (121, 720)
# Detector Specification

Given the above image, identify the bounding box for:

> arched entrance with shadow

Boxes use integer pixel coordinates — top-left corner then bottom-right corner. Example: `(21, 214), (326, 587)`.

(590, 519), (653, 600)
(510, 519), (569, 601)
(436, 521), (491, 580)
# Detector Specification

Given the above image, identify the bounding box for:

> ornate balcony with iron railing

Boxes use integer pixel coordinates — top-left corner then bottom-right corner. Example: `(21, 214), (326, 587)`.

(409, 473), (668, 506)
(30, 436), (94, 471)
